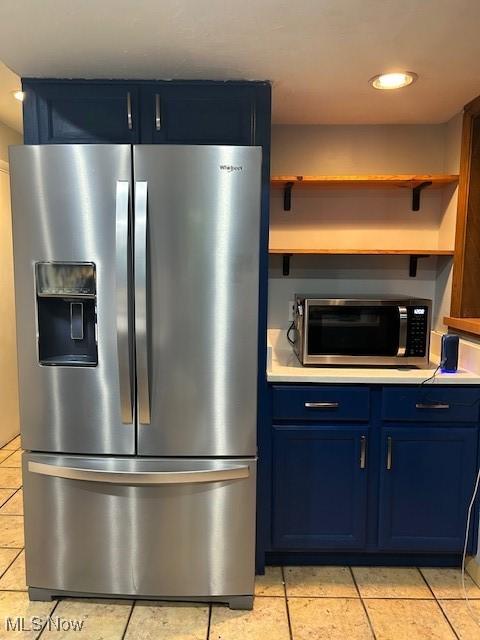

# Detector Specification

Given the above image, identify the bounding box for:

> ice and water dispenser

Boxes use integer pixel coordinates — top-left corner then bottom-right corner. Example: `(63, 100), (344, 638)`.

(35, 262), (98, 366)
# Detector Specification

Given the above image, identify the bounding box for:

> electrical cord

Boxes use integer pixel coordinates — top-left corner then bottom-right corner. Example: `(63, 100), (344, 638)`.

(461, 464), (480, 627)
(286, 321), (296, 345)
(419, 361), (443, 387)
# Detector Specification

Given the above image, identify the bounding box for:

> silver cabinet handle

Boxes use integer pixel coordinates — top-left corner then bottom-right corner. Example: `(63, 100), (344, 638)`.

(28, 461), (249, 485)
(387, 436), (392, 470)
(360, 435), (367, 469)
(304, 402), (339, 409)
(415, 402), (450, 410)
(397, 305), (407, 357)
(135, 181), (150, 424)
(155, 94), (161, 130)
(127, 92), (133, 130)
(115, 181), (133, 424)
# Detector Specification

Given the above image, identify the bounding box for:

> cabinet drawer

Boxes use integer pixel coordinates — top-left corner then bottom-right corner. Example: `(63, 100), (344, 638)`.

(382, 387), (480, 422)
(272, 386), (370, 421)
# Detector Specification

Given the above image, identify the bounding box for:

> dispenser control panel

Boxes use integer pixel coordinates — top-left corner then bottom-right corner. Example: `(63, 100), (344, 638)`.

(36, 262), (96, 298)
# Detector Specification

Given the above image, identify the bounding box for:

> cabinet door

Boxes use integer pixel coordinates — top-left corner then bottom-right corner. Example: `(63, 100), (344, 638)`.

(26, 82), (140, 144)
(140, 84), (255, 145)
(378, 427), (478, 552)
(272, 426), (368, 550)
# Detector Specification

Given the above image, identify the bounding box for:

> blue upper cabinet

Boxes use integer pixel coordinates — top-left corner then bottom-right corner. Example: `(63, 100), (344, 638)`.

(139, 83), (257, 145)
(22, 80), (270, 147)
(22, 81), (140, 144)
(272, 425), (369, 550)
(378, 426), (478, 552)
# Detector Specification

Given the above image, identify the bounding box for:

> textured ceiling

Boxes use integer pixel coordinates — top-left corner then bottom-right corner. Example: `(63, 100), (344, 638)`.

(0, 0), (480, 124)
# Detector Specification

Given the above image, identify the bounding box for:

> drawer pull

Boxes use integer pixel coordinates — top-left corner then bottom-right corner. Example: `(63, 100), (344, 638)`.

(127, 92), (133, 130)
(155, 93), (161, 130)
(387, 436), (392, 470)
(304, 402), (339, 409)
(360, 435), (367, 469)
(415, 402), (450, 410)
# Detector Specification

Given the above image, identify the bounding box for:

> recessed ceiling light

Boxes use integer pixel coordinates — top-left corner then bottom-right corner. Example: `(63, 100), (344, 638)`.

(369, 72), (418, 90)
(11, 90), (25, 102)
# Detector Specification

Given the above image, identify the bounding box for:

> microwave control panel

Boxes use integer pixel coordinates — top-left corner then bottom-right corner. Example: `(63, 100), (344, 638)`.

(406, 306), (429, 357)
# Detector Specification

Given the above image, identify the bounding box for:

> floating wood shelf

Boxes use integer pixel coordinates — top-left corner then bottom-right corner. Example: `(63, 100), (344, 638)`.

(269, 249), (454, 277)
(269, 249), (454, 255)
(443, 317), (480, 337)
(271, 174), (459, 211)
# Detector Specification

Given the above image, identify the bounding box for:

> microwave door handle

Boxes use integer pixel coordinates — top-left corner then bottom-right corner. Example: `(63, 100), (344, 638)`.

(115, 181), (133, 424)
(397, 305), (408, 357)
(134, 181), (151, 424)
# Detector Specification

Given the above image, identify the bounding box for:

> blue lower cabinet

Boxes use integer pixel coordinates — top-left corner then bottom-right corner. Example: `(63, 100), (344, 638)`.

(272, 425), (368, 550)
(378, 426), (478, 552)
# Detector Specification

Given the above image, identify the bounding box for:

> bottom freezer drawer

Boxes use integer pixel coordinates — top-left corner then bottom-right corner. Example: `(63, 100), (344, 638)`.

(23, 453), (256, 598)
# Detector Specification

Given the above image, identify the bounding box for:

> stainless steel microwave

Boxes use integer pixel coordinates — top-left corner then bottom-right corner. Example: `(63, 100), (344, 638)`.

(292, 296), (432, 367)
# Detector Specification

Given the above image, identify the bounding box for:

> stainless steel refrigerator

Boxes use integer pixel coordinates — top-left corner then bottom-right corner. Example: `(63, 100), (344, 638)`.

(9, 144), (261, 610)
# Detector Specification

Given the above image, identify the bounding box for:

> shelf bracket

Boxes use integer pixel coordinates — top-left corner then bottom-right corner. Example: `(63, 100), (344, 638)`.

(411, 181), (432, 211)
(283, 181), (295, 211)
(282, 254), (292, 276)
(409, 254), (429, 277)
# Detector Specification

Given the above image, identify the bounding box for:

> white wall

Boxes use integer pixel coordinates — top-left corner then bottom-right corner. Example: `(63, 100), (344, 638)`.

(0, 121), (21, 163)
(271, 124), (448, 176)
(268, 120), (461, 330)
(0, 121), (22, 446)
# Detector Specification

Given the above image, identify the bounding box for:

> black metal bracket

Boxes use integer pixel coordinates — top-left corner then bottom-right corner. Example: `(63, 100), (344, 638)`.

(282, 254), (292, 276)
(283, 182), (295, 211)
(411, 181), (432, 211)
(409, 254), (429, 277)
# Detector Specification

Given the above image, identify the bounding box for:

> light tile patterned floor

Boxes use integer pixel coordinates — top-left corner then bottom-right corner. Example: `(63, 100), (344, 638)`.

(1, 437), (480, 639)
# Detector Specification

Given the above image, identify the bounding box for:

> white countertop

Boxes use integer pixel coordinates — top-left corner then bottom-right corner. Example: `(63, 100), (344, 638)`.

(267, 329), (480, 385)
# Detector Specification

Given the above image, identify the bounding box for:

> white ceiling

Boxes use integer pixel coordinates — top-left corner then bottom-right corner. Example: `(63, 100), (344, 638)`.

(0, 62), (21, 132)
(1, 0), (480, 125)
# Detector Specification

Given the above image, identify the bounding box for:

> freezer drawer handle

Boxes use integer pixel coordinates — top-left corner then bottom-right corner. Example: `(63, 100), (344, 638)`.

(28, 461), (250, 485)
(304, 402), (339, 409)
(115, 181), (133, 424)
(135, 181), (151, 424)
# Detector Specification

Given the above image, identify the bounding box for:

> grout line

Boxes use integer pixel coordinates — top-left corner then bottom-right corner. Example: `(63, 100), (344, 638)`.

(281, 594), (452, 601)
(281, 567), (294, 640)
(206, 603), (212, 640)
(0, 547), (22, 582)
(120, 600), (135, 640)
(36, 599), (60, 639)
(350, 567), (377, 640)
(0, 486), (22, 508)
(0, 450), (20, 467)
(417, 567), (439, 600)
(0, 489), (19, 509)
(434, 600), (461, 640)
(416, 569), (461, 640)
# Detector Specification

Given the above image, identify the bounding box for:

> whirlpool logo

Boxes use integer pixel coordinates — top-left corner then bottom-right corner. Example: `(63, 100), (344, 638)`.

(219, 165), (243, 172)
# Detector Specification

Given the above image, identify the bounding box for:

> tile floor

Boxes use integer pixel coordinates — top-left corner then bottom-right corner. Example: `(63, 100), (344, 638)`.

(1, 436), (480, 638)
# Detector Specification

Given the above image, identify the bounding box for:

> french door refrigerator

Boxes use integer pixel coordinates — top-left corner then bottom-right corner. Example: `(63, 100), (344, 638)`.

(9, 144), (261, 610)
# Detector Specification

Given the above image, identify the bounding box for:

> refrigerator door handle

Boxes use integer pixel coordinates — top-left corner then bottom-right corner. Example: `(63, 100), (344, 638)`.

(134, 181), (151, 424)
(115, 181), (133, 424)
(28, 461), (250, 485)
